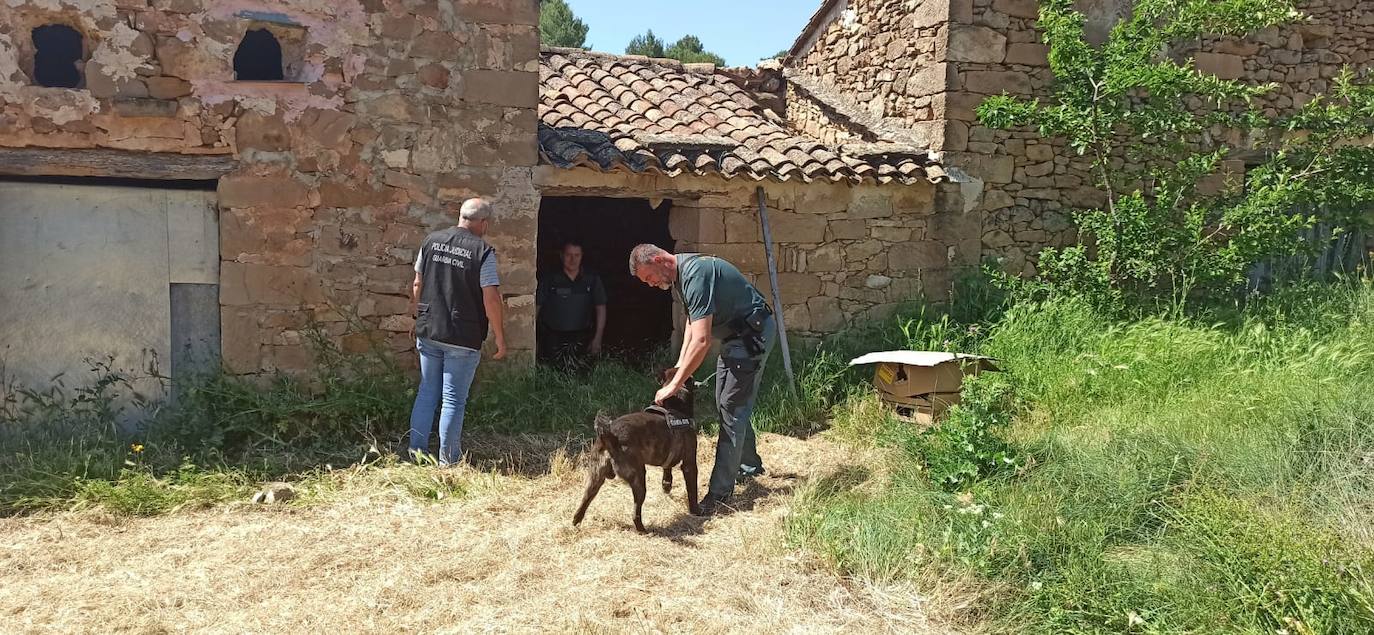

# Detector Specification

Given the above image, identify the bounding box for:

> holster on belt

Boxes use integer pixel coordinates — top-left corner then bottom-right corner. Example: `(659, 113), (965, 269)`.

(727, 306), (771, 357)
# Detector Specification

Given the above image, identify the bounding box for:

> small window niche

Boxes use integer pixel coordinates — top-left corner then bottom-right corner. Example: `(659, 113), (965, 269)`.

(232, 15), (307, 82)
(31, 24), (85, 88)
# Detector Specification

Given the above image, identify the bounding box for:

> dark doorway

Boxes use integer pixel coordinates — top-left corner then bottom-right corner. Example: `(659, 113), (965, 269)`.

(233, 29), (284, 81)
(32, 24), (82, 88)
(536, 196), (676, 367)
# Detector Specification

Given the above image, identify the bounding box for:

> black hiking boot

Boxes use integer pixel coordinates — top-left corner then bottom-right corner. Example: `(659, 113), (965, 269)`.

(696, 494), (732, 517)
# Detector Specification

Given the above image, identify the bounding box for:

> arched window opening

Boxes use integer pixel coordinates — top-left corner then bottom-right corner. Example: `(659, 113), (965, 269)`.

(32, 24), (83, 88)
(233, 28), (284, 81)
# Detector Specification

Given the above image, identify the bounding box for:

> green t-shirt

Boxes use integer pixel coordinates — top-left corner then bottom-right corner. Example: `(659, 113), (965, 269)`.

(675, 253), (768, 340)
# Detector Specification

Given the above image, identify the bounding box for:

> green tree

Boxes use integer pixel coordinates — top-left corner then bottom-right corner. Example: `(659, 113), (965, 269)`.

(626, 32), (727, 65)
(539, 0), (588, 48)
(625, 30), (665, 57)
(764, 49), (790, 61)
(664, 35), (726, 66)
(977, 0), (1374, 310)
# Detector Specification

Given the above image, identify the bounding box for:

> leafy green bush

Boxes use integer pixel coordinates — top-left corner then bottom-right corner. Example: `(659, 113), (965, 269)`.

(978, 0), (1374, 310)
(908, 375), (1019, 488)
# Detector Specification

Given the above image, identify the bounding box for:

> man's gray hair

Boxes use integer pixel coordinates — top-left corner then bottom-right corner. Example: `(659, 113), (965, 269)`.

(628, 243), (669, 275)
(459, 198), (492, 221)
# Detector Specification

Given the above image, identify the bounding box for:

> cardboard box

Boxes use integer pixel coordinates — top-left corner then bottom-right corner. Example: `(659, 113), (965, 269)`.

(889, 392), (962, 427)
(848, 351), (997, 424)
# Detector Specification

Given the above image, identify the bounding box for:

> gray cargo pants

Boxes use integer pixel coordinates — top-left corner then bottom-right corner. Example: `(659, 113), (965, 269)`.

(707, 315), (776, 500)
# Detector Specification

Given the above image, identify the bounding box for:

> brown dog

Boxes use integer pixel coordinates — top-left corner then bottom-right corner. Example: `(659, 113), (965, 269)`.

(572, 369), (700, 532)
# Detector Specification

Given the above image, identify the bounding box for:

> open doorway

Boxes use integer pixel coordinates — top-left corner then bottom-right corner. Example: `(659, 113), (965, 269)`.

(536, 196), (675, 367)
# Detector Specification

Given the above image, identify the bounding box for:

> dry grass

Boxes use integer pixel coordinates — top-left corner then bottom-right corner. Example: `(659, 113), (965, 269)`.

(0, 432), (969, 634)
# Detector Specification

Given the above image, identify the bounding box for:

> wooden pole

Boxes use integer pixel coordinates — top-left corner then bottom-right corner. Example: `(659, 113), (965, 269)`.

(756, 186), (796, 392)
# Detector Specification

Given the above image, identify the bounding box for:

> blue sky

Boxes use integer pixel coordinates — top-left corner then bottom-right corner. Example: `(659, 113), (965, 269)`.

(563, 0), (821, 67)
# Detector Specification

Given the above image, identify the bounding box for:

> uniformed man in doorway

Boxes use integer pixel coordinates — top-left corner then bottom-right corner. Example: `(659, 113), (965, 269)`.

(536, 240), (607, 372)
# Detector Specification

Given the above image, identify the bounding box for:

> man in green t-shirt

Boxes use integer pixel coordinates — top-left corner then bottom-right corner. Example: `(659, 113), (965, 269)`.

(629, 243), (776, 515)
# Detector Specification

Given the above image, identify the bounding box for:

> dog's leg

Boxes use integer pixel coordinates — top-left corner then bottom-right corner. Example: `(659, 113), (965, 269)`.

(572, 457), (612, 526)
(629, 465), (648, 532)
(661, 466), (673, 493)
(683, 458), (701, 516)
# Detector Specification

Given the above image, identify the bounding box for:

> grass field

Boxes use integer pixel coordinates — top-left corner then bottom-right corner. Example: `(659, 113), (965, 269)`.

(4, 281), (1372, 633)
(788, 281), (1374, 633)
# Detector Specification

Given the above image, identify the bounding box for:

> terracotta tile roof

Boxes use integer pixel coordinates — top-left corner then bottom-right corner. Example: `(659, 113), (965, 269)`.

(539, 48), (944, 185)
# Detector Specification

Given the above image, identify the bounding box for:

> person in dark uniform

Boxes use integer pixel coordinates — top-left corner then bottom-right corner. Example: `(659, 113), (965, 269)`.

(536, 240), (607, 372)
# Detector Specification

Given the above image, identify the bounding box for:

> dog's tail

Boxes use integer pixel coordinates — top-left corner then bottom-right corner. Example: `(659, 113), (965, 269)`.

(591, 410), (617, 454)
(590, 410), (618, 480)
(592, 410), (613, 436)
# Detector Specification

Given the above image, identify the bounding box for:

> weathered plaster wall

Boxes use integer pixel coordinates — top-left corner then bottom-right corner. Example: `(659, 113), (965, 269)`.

(534, 167), (971, 347)
(0, 0), (541, 372)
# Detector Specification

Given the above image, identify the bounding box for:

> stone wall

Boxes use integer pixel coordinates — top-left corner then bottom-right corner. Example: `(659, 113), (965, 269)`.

(788, 0), (1373, 275)
(791, 0), (949, 127)
(0, 0), (541, 372)
(953, 0), (1373, 273)
(786, 0), (954, 153)
(784, 82), (866, 146)
(535, 167), (973, 347)
(940, 0), (1088, 275)
(1188, 1), (1373, 117)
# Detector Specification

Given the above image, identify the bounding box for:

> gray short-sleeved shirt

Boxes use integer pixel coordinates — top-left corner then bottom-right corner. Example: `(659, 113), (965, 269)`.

(416, 249), (500, 287)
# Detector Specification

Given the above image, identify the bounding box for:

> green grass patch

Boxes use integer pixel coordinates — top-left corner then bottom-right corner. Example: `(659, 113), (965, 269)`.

(0, 331), (663, 516)
(788, 281), (1374, 633)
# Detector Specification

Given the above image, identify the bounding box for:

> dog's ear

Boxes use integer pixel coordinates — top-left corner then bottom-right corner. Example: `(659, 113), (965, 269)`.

(660, 367), (677, 383)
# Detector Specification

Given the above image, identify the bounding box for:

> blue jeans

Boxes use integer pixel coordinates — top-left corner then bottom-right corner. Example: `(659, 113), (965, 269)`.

(409, 337), (481, 466)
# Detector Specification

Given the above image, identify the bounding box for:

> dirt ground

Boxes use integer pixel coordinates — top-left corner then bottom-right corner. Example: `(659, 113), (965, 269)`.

(0, 432), (963, 634)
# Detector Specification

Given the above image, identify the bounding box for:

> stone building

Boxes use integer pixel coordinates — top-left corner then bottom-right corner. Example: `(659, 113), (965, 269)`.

(2, 0), (1367, 392)
(535, 49), (958, 355)
(1, 0), (543, 394)
(783, 0), (1374, 275)
(0, 0), (957, 393)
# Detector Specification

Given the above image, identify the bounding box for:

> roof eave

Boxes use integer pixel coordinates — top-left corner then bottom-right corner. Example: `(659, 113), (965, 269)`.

(785, 0), (847, 64)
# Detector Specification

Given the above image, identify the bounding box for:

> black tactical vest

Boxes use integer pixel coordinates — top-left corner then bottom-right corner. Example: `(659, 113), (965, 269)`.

(415, 227), (494, 349)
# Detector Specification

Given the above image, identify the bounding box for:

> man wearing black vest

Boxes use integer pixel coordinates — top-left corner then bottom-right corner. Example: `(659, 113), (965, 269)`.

(407, 198), (507, 466)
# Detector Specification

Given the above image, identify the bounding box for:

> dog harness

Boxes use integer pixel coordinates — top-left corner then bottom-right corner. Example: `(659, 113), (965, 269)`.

(643, 405), (694, 429)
